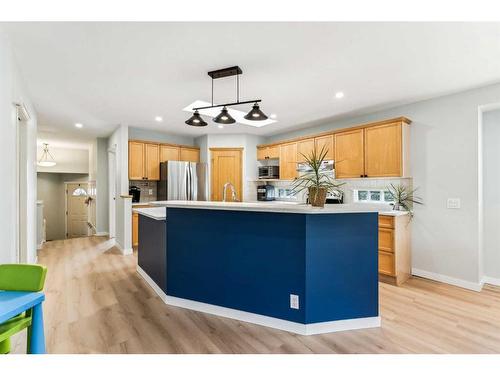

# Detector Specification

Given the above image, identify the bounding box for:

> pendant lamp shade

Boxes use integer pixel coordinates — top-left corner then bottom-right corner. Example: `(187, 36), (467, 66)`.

(38, 143), (57, 167)
(244, 103), (268, 121)
(185, 110), (208, 126)
(213, 107), (236, 124)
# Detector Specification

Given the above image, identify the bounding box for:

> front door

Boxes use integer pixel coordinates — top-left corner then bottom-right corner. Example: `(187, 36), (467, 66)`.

(210, 148), (243, 202)
(66, 183), (89, 238)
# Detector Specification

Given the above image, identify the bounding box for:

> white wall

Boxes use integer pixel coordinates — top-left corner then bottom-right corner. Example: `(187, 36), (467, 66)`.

(266, 82), (500, 288)
(108, 125), (132, 254)
(0, 31), (38, 264)
(96, 138), (109, 234)
(37, 145), (89, 174)
(195, 134), (266, 201)
(482, 109), (500, 281)
(129, 126), (195, 146)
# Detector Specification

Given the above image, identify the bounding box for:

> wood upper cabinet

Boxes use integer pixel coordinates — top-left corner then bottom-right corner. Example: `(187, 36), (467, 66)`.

(314, 134), (334, 160)
(180, 147), (200, 162)
(144, 143), (160, 180)
(364, 122), (402, 177)
(334, 129), (365, 178)
(257, 146), (279, 160)
(279, 142), (298, 180)
(129, 141), (145, 180)
(160, 145), (180, 162)
(297, 139), (315, 162)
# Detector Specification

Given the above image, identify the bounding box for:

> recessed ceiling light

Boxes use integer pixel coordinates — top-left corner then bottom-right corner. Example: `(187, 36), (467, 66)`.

(217, 125), (224, 129)
(270, 113), (277, 119)
(155, 116), (163, 122)
(75, 123), (83, 128)
(335, 92), (344, 99)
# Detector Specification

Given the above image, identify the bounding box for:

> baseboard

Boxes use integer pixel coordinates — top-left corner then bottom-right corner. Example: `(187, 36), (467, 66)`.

(114, 240), (133, 256)
(482, 276), (500, 287)
(136, 266), (168, 303)
(94, 231), (109, 237)
(137, 265), (380, 335)
(412, 268), (483, 292)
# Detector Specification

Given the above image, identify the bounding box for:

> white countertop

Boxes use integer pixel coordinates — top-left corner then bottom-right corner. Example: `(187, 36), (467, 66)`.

(149, 200), (409, 216)
(133, 207), (166, 220)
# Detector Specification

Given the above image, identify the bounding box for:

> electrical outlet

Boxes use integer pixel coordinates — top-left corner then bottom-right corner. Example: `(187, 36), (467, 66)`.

(447, 198), (461, 209)
(290, 294), (299, 309)
(149, 189), (153, 195)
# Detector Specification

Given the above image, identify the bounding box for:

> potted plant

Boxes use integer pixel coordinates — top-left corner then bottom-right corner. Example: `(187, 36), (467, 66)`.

(387, 183), (423, 219)
(291, 146), (345, 207)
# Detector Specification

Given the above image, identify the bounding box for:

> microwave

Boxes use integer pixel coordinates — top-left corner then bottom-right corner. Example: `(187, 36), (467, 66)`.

(258, 165), (279, 179)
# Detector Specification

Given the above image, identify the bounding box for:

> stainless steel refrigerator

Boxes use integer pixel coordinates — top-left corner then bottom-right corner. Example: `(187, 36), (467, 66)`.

(158, 161), (208, 201)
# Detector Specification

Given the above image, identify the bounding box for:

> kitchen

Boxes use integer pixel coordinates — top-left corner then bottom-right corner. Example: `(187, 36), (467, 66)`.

(3, 20), (500, 359)
(131, 88), (413, 333)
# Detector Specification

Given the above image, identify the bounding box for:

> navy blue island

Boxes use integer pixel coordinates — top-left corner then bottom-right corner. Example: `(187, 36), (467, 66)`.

(136, 201), (380, 335)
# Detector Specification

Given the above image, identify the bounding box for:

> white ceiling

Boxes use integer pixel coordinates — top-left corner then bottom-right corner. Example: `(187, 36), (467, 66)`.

(3, 22), (500, 142)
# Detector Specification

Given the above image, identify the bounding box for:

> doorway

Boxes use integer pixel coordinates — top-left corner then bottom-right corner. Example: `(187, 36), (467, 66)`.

(66, 182), (89, 238)
(210, 148), (243, 202)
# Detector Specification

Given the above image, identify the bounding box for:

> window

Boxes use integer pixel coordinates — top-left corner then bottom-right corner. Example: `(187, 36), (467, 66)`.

(354, 189), (393, 204)
(72, 187), (88, 196)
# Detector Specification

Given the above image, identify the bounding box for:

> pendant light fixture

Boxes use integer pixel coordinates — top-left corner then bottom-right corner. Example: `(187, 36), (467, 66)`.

(185, 66), (269, 126)
(38, 143), (57, 167)
(213, 107), (236, 124)
(185, 110), (208, 127)
(244, 102), (268, 121)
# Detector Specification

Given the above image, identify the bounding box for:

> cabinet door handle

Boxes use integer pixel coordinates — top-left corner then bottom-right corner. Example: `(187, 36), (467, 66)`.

(360, 174), (364, 178)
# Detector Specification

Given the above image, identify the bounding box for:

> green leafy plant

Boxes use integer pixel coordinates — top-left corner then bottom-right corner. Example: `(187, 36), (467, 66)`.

(291, 146), (345, 207)
(387, 183), (423, 219)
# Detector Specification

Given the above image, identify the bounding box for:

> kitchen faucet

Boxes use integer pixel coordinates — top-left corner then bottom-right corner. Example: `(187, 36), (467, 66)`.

(223, 182), (239, 202)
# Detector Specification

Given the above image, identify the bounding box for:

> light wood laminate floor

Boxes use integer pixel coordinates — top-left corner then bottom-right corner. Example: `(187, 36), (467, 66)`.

(11, 236), (500, 353)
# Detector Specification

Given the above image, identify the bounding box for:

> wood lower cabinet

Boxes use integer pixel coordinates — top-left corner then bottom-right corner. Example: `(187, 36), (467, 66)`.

(378, 214), (411, 286)
(279, 142), (298, 180)
(132, 212), (139, 247)
(132, 204), (153, 247)
(180, 147), (200, 162)
(334, 129), (365, 178)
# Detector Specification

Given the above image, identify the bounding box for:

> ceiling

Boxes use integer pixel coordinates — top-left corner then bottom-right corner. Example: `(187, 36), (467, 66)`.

(3, 22), (500, 143)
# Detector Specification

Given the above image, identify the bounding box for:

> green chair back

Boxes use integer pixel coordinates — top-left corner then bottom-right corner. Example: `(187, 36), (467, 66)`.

(0, 264), (47, 292)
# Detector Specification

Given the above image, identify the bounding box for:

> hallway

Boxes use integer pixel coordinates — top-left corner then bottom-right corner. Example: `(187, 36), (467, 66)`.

(12, 236), (500, 354)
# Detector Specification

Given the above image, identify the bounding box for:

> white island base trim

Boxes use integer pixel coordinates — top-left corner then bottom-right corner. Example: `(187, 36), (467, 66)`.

(137, 265), (381, 336)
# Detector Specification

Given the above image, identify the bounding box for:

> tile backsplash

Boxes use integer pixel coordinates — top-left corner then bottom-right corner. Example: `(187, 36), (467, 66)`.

(252, 177), (413, 203)
(129, 180), (158, 203)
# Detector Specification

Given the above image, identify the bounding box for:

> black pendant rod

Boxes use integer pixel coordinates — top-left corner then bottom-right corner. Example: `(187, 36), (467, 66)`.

(193, 99), (261, 111)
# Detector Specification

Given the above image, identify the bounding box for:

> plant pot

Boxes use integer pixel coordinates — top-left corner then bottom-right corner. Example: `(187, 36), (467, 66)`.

(308, 187), (327, 208)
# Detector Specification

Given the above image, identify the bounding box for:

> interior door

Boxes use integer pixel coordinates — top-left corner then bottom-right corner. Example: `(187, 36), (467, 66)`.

(210, 148), (243, 202)
(334, 129), (365, 178)
(67, 183), (89, 238)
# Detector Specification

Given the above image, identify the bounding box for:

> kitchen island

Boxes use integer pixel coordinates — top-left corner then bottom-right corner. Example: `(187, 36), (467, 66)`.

(135, 201), (383, 335)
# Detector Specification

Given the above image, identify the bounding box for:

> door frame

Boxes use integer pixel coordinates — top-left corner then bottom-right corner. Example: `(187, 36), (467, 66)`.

(108, 146), (117, 239)
(65, 181), (90, 239)
(15, 103), (30, 263)
(209, 147), (243, 202)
